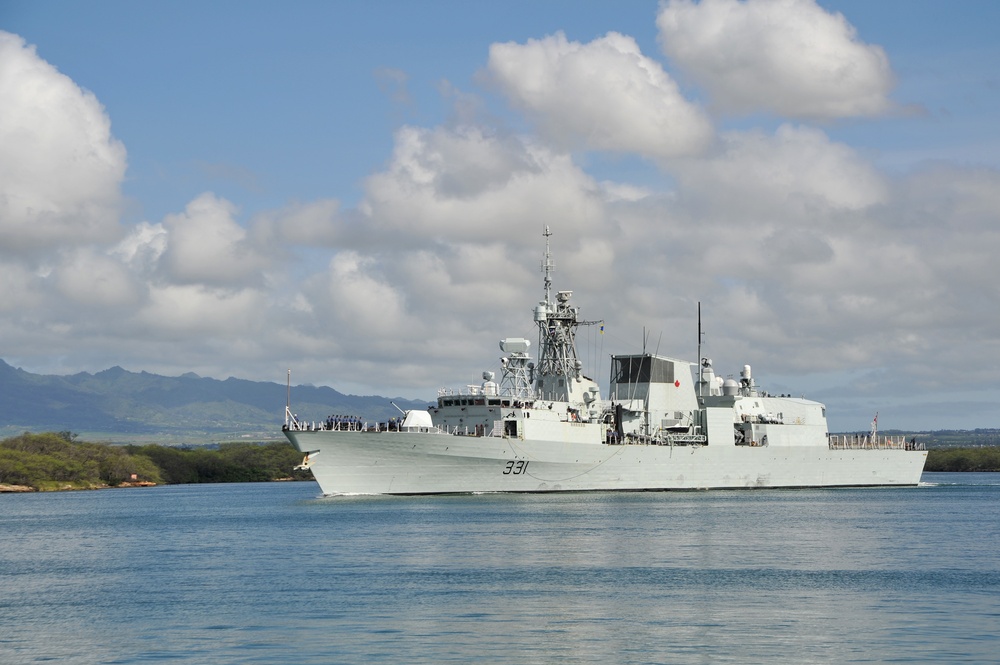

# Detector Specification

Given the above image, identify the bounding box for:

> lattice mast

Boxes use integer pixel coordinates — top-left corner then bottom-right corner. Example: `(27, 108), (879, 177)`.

(533, 226), (585, 399)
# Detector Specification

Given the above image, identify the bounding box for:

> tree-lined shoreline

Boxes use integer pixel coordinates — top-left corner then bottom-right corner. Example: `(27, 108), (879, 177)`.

(0, 432), (311, 492)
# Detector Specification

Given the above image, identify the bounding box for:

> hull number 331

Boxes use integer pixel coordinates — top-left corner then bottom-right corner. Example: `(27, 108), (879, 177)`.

(503, 460), (529, 475)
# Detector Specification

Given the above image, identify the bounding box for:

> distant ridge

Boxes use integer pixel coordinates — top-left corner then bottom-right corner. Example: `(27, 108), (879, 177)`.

(0, 359), (429, 443)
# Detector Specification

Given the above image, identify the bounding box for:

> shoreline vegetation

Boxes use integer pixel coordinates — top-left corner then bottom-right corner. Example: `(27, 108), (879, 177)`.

(2, 432), (999, 493)
(0, 432), (311, 492)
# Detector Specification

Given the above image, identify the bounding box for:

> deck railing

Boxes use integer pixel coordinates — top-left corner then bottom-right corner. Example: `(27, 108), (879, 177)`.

(285, 420), (510, 436)
(284, 420), (439, 434)
(828, 434), (925, 451)
(609, 431), (707, 447)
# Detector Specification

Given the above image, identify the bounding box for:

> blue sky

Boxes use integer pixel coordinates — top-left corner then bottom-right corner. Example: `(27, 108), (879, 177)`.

(2, 0), (1000, 431)
(7, 1), (673, 219)
(10, 0), (997, 218)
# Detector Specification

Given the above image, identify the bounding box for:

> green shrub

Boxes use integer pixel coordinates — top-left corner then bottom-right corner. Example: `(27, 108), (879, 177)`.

(925, 447), (1000, 472)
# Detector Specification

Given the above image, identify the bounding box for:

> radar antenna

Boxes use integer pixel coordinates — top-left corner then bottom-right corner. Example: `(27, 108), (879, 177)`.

(542, 225), (554, 306)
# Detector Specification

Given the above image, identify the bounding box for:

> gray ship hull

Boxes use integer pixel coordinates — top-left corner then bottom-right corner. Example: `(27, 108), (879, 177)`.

(285, 428), (928, 495)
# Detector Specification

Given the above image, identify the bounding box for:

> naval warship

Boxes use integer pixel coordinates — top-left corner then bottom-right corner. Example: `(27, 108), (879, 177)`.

(283, 228), (927, 495)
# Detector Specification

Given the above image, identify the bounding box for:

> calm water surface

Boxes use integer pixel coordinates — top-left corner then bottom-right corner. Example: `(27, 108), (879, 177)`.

(1, 473), (998, 664)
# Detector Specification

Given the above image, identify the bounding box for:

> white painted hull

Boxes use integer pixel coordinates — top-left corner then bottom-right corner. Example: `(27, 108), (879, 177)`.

(284, 429), (928, 495)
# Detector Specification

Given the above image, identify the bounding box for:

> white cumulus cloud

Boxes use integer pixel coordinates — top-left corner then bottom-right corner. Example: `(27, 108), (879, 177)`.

(0, 31), (126, 253)
(657, 0), (894, 118)
(251, 199), (342, 246)
(487, 31), (713, 158)
(53, 247), (142, 308)
(160, 193), (272, 287)
(362, 125), (605, 245)
(135, 283), (268, 337)
(675, 124), (889, 216)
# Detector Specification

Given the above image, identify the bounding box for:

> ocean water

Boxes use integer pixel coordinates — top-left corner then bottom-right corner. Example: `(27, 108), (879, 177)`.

(1, 474), (998, 665)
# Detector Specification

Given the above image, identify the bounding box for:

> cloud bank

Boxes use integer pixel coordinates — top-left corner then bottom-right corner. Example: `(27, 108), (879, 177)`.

(2, 0), (999, 431)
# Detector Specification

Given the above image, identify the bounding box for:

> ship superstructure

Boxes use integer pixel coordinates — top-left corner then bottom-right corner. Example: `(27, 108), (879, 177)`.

(284, 228), (926, 495)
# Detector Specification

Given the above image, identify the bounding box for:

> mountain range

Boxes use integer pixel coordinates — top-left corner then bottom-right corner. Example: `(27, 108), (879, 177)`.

(0, 359), (429, 444)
